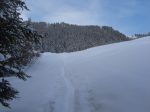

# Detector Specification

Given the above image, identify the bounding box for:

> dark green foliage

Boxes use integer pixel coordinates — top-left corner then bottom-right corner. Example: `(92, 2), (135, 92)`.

(0, 79), (18, 107)
(0, 0), (41, 108)
(31, 22), (130, 53)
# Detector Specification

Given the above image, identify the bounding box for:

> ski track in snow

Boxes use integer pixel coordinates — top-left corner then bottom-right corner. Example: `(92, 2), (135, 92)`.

(60, 57), (75, 112)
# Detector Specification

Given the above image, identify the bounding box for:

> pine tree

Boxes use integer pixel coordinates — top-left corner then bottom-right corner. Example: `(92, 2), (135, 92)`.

(0, 0), (41, 107)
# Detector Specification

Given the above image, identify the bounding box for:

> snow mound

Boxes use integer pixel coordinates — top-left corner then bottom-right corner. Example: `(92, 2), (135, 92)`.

(1, 36), (150, 112)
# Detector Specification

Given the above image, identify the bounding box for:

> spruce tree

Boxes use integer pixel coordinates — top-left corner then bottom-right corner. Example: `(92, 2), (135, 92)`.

(0, 0), (41, 107)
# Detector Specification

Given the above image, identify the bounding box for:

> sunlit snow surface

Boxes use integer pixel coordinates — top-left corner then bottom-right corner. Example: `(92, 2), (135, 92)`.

(1, 37), (150, 112)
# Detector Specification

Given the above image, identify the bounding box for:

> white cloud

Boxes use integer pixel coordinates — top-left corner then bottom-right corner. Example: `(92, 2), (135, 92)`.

(20, 12), (28, 21)
(25, 0), (104, 25)
(43, 9), (99, 25)
(24, 0), (148, 35)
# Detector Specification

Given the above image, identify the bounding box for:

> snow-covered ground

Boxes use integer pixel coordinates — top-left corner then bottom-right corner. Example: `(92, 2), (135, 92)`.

(1, 37), (150, 112)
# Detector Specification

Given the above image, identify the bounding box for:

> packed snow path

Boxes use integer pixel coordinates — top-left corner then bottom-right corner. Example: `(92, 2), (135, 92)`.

(1, 37), (150, 112)
(1, 54), (75, 112)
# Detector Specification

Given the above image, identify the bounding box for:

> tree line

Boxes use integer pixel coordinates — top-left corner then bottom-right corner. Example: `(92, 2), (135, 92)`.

(31, 22), (130, 53)
(135, 32), (150, 38)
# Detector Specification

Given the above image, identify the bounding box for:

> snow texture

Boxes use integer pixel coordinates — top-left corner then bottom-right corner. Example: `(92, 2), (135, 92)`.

(1, 36), (150, 112)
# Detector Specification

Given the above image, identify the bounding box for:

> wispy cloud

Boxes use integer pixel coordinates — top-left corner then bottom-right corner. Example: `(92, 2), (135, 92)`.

(24, 0), (150, 35)
(25, 0), (102, 25)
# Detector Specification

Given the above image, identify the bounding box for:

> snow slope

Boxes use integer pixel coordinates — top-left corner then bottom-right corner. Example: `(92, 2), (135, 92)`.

(1, 36), (150, 112)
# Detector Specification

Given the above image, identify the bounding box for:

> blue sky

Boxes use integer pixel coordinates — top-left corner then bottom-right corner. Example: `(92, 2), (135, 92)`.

(22, 0), (150, 35)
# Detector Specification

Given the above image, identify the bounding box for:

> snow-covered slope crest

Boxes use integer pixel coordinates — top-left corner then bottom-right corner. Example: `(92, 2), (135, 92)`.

(1, 36), (150, 112)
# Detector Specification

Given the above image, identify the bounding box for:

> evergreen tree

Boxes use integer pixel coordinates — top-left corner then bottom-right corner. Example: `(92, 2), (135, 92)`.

(31, 22), (129, 53)
(0, 0), (41, 107)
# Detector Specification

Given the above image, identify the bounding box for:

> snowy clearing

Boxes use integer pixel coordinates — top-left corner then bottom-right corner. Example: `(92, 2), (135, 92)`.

(1, 36), (150, 112)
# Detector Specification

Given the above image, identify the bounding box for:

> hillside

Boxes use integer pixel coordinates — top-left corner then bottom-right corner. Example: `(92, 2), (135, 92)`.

(1, 36), (150, 112)
(31, 22), (130, 52)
